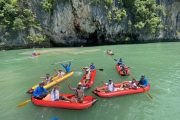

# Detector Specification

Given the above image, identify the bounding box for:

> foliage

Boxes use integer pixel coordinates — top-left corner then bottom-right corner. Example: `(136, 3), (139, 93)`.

(13, 17), (25, 31)
(0, 0), (45, 44)
(105, 0), (113, 7)
(27, 33), (46, 44)
(107, 7), (127, 23)
(133, 0), (165, 34)
(91, 0), (165, 37)
(91, 0), (101, 5)
(105, 0), (127, 24)
(41, 0), (54, 13)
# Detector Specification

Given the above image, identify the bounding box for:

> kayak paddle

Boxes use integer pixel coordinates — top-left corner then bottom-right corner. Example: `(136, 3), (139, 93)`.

(17, 99), (31, 108)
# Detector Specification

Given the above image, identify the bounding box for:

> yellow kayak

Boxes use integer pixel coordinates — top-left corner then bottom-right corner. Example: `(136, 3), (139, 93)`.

(27, 71), (74, 94)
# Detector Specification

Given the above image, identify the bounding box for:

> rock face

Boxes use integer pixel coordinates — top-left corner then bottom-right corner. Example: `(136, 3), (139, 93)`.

(1, 0), (180, 48)
(158, 0), (180, 39)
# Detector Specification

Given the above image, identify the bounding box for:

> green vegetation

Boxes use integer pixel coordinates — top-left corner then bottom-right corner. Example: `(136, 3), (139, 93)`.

(132, 0), (165, 34)
(91, 0), (165, 38)
(0, 0), (167, 47)
(0, 0), (45, 44)
(41, 0), (54, 14)
(123, 0), (165, 35)
(27, 33), (46, 44)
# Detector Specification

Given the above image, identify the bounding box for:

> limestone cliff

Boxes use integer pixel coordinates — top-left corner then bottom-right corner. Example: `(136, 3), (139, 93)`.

(0, 0), (180, 48)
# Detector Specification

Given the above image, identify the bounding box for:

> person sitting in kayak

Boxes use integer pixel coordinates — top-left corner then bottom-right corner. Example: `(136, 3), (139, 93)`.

(90, 63), (96, 71)
(96, 79), (116, 92)
(50, 85), (70, 101)
(117, 58), (124, 66)
(120, 64), (127, 75)
(129, 78), (138, 89)
(82, 68), (91, 86)
(138, 75), (148, 87)
(32, 49), (40, 57)
(61, 62), (71, 73)
(33, 82), (48, 100)
(32, 49), (37, 57)
(54, 69), (65, 78)
(68, 83), (86, 103)
(40, 74), (52, 85)
(107, 49), (114, 56)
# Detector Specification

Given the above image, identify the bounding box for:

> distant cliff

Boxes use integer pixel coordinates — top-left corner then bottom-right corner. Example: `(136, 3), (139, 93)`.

(0, 0), (180, 49)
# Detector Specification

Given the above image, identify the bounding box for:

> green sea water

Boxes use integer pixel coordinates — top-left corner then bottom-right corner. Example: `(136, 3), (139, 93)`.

(0, 42), (180, 120)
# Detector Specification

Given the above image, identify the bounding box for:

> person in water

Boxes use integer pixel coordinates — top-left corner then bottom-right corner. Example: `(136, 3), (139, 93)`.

(68, 83), (86, 103)
(50, 85), (70, 101)
(138, 75), (148, 87)
(40, 74), (52, 85)
(33, 82), (48, 99)
(61, 62), (71, 73)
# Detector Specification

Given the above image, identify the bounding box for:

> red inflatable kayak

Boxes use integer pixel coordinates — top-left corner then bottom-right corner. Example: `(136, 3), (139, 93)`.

(32, 94), (97, 110)
(93, 82), (150, 98)
(116, 64), (130, 76)
(32, 53), (40, 57)
(79, 69), (96, 88)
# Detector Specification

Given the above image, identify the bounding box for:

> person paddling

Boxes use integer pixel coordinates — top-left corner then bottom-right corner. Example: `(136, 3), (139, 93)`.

(33, 82), (48, 100)
(90, 63), (96, 71)
(138, 75), (148, 87)
(117, 58), (124, 66)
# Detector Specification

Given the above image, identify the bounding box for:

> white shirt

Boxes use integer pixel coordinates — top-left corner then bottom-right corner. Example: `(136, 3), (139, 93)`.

(51, 89), (59, 101)
(46, 77), (51, 84)
(85, 70), (91, 80)
(129, 81), (137, 88)
(58, 71), (65, 77)
(106, 82), (114, 92)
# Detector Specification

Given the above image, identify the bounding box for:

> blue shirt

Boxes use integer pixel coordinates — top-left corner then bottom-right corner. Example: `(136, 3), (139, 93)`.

(61, 62), (71, 73)
(90, 64), (95, 70)
(33, 86), (48, 97)
(117, 59), (123, 65)
(139, 78), (148, 87)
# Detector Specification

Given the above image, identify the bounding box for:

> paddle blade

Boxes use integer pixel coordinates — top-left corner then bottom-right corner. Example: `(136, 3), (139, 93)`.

(114, 59), (117, 61)
(98, 69), (104, 71)
(17, 99), (31, 108)
(147, 93), (153, 99)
